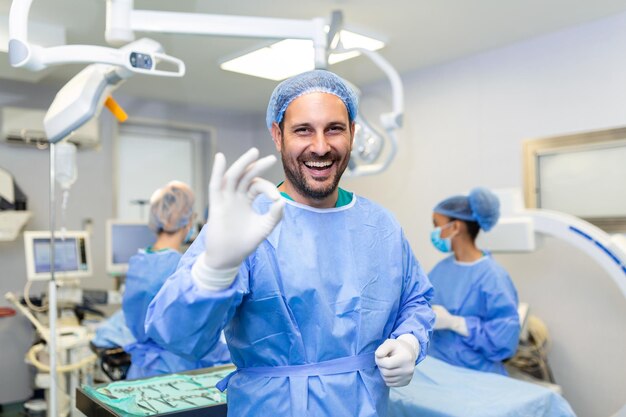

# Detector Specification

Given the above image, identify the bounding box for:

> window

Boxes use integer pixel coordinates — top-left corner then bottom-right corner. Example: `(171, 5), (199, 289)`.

(523, 127), (626, 233)
(114, 120), (213, 221)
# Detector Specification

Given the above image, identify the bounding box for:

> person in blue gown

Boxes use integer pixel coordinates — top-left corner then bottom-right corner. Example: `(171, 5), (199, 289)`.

(144, 70), (435, 417)
(428, 187), (520, 375)
(123, 180), (231, 379)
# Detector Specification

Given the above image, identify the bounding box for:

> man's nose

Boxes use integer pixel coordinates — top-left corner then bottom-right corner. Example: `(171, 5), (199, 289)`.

(310, 132), (332, 155)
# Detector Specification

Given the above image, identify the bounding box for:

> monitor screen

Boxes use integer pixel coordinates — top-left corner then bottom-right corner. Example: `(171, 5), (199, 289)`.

(24, 231), (92, 281)
(106, 221), (155, 275)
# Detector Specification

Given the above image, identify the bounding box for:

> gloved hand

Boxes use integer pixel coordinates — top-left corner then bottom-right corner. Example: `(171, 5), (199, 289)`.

(192, 148), (285, 291)
(375, 334), (420, 387)
(432, 305), (469, 336)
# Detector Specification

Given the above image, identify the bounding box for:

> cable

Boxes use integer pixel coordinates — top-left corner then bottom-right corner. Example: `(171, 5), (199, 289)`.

(527, 315), (549, 347)
(27, 343), (97, 374)
(507, 315), (555, 383)
(23, 279), (49, 312)
(5, 291), (50, 343)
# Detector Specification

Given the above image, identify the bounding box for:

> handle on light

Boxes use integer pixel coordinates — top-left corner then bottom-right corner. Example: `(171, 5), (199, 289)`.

(104, 96), (128, 122)
(152, 52), (186, 77)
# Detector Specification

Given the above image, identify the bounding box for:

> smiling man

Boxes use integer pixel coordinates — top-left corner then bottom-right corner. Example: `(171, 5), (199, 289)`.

(145, 70), (434, 417)
(271, 88), (353, 207)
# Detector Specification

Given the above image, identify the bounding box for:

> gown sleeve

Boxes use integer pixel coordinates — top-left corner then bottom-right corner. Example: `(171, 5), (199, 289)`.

(144, 225), (248, 361)
(462, 270), (520, 361)
(390, 231), (435, 363)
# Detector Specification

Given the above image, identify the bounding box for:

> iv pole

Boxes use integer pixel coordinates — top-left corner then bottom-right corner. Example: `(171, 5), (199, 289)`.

(48, 143), (58, 417)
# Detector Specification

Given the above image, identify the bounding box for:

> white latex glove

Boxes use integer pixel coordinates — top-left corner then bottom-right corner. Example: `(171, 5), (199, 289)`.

(192, 148), (285, 291)
(375, 334), (420, 387)
(432, 305), (469, 337)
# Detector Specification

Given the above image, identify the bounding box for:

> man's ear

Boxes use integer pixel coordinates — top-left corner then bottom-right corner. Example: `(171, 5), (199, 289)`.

(271, 122), (283, 152)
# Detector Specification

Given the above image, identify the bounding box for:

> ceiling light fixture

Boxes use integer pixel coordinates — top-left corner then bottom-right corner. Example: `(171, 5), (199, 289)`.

(220, 29), (385, 81)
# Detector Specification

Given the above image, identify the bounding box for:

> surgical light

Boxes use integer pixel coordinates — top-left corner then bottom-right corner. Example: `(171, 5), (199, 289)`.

(352, 116), (385, 164)
(220, 30), (385, 81)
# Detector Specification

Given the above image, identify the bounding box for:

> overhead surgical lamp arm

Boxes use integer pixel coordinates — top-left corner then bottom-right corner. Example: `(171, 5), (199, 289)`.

(340, 47), (404, 176)
(9, 0), (185, 76)
(43, 39), (163, 143)
(105, 0), (330, 69)
(356, 48), (404, 130)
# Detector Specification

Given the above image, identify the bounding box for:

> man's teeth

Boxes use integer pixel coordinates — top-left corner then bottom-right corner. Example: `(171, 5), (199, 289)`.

(304, 161), (332, 168)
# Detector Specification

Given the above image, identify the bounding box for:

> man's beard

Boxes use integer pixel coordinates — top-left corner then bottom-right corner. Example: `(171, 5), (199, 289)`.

(281, 152), (349, 201)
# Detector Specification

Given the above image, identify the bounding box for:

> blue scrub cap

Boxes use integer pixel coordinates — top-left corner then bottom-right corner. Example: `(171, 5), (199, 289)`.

(148, 181), (195, 233)
(434, 187), (500, 232)
(266, 69), (359, 131)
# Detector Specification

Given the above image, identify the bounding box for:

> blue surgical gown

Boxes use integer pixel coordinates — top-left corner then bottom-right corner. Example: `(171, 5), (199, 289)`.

(428, 255), (520, 375)
(145, 195), (434, 417)
(92, 310), (136, 349)
(123, 248), (231, 380)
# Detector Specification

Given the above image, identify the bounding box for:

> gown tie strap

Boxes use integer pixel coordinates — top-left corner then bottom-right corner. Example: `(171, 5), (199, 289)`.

(216, 352), (376, 416)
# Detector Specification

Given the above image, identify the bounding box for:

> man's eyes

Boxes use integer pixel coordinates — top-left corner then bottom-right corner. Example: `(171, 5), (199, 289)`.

(292, 125), (345, 134)
(327, 125), (346, 133)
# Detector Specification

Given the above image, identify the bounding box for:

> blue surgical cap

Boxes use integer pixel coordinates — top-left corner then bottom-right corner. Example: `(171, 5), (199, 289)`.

(148, 181), (195, 233)
(266, 69), (359, 131)
(434, 187), (500, 232)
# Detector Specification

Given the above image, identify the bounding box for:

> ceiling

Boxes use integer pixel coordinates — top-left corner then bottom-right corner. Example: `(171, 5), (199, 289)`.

(3, 0), (626, 113)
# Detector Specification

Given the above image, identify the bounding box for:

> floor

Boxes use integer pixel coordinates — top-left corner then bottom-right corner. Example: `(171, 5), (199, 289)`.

(0, 402), (26, 417)
(1, 391), (46, 417)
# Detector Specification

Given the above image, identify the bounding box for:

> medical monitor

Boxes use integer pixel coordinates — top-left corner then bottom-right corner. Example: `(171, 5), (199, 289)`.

(24, 230), (92, 281)
(106, 220), (155, 275)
